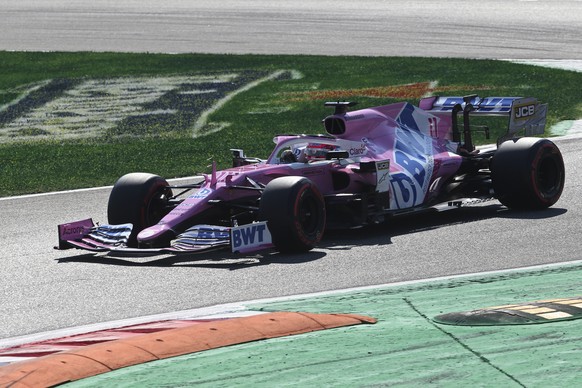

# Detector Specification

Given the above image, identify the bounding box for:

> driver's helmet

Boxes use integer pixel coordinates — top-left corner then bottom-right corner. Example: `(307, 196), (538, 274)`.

(280, 149), (297, 163)
(304, 143), (338, 161)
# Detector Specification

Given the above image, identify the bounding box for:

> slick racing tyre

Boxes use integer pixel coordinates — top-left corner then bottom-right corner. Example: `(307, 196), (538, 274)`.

(491, 138), (564, 210)
(107, 173), (173, 247)
(259, 176), (326, 253)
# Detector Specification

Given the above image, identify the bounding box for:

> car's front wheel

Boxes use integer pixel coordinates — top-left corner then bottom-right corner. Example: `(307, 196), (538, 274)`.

(491, 137), (565, 210)
(107, 173), (173, 247)
(259, 176), (326, 253)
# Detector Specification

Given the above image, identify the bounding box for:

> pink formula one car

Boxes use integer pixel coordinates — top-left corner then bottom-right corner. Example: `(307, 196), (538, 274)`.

(57, 95), (565, 255)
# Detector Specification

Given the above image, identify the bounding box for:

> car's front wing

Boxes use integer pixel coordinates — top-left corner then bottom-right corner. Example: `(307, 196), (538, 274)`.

(56, 219), (273, 255)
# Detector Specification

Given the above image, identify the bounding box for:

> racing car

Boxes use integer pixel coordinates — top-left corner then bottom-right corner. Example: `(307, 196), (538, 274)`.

(57, 94), (565, 255)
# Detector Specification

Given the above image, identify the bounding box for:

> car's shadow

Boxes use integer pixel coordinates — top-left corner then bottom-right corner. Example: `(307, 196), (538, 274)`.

(320, 204), (567, 250)
(57, 204), (567, 269)
(57, 245), (327, 269)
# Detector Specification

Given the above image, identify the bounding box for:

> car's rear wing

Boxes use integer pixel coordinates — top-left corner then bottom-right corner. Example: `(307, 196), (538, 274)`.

(419, 95), (548, 149)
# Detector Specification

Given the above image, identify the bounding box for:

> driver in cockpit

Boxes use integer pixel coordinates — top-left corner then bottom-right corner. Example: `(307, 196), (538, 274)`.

(280, 149), (298, 163)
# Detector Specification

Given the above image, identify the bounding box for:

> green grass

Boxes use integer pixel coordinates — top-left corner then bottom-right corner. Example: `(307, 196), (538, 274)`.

(0, 52), (581, 197)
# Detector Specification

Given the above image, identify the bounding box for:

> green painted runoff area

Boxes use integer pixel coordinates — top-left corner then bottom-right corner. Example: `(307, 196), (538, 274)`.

(67, 262), (582, 387)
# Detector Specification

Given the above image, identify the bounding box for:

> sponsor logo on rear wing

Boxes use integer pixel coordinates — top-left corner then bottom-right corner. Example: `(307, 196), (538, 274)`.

(508, 97), (547, 135)
(421, 96), (525, 115)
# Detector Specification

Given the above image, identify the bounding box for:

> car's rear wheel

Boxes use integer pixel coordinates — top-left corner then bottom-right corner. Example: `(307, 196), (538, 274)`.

(107, 173), (173, 247)
(259, 176), (326, 253)
(491, 138), (564, 210)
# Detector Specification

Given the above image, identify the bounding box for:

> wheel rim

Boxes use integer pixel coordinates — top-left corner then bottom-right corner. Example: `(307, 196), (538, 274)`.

(297, 192), (321, 235)
(535, 155), (563, 199)
(145, 187), (172, 225)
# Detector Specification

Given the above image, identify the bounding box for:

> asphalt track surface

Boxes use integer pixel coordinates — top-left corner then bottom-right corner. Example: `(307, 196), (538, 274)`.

(1, 0), (582, 343)
(2, 0), (582, 59)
